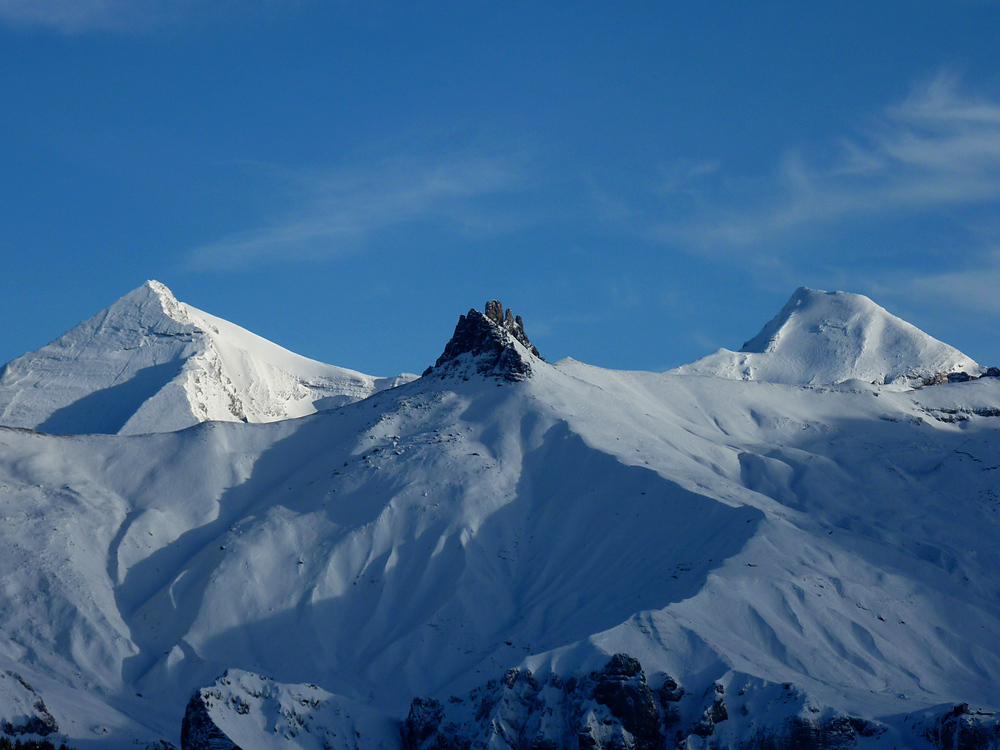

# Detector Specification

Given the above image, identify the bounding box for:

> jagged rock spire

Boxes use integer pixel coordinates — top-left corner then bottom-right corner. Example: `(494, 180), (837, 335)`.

(425, 300), (543, 381)
(483, 299), (541, 359)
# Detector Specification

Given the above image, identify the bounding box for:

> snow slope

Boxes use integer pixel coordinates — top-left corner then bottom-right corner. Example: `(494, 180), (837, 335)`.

(672, 287), (983, 387)
(0, 281), (413, 435)
(0, 293), (997, 748)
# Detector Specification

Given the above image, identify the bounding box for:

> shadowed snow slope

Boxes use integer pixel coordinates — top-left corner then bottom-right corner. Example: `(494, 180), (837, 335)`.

(0, 281), (413, 435)
(672, 287), (982, 387)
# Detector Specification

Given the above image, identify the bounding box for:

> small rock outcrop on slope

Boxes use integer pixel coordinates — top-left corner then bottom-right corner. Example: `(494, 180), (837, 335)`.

(0, 672), (58, 738)
(423, 300), (543, 382)
(180, 670), (388, 750)
(180, 691), (241, 750)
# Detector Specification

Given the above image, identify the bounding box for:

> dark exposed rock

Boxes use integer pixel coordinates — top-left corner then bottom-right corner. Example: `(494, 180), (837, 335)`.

(0, 673), (58, 737)
(692, 696), (728, 737)
(738, 715), (865, 750)
(180, 691), (242, 750)
(424, 300), (543, 382)
(925, 405), (1000, 422)
(598, 653), (642, 680)
(920, 372), (952, 387)
(910, 704), (1000, 750)
(919, 367), (1000, 387)
(0, 713), (58, 738)
(784, 716), (857, 749)
(659, 676), (684, 703)
(403, 655), (925, 750)
(592, 655), (661, 750)
(404, 697), (446, 750)
(405, 654), (679, 750)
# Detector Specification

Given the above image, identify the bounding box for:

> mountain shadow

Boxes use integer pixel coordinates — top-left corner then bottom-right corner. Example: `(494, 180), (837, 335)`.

(37, 360), (183, 435)
(184, 418), (763, 712)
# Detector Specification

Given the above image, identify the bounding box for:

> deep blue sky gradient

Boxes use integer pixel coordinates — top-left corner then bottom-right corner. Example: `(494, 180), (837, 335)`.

(3, 2), (1000, 376)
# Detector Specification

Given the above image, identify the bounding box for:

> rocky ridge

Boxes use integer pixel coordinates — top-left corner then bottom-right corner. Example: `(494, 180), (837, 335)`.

(118, 654), (1000, 750)
(402, 655), (1000, 750)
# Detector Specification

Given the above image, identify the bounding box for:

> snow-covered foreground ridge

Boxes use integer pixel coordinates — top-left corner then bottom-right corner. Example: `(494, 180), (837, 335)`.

(0, 287), (998, 749)
(0, 280), (414, 435)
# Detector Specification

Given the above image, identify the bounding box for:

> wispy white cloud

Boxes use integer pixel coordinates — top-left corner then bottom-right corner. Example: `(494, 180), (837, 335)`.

(0, 0), (296, 34)
(651, 72), (1000, 253)
(185, 147), (536, 270)
(898, 249), (1000, 314)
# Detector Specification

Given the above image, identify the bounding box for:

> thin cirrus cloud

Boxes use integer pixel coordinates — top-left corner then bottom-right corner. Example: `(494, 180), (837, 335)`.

(184, 149), (536, 271)
(900, 249), (1000, 314)
(0, 0), (294, 34)
(652, 72), (1000, 255)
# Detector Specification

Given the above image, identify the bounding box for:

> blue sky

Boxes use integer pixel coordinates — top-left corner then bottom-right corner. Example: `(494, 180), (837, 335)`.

(2, 2), (1000, 377)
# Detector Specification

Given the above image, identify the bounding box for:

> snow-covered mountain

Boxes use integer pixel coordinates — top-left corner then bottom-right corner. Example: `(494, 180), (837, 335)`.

(0, 291), (998, 750)
(0, 280), (414, 435)
(672, 287), (983, 387)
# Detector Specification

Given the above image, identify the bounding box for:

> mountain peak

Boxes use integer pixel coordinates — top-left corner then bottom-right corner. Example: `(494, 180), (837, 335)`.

(739, 287), (851, 354)
(425, 300), (543, 382)
(0, 282), (411, 435)
(141, 279), (180, 306)
(101, 280), (193, 335)
(674, 287), (982, 387)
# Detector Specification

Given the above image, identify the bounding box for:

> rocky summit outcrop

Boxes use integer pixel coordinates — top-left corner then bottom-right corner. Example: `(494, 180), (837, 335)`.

(423, 300), (543, 382)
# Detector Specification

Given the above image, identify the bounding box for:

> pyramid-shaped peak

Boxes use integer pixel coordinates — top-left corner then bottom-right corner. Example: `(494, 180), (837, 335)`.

(740, 287), (884, 354)
(0, 281), (411, 435)
(674, 287), (982, 387)
(116, 279), (177, 305)
(143, 279), (177, 301)
(115, 279), (182, 309)
(100, 281), (197, 333)
(425, 300), (543, 382)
